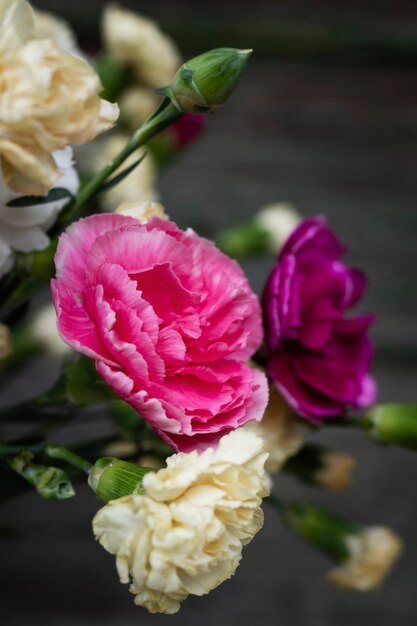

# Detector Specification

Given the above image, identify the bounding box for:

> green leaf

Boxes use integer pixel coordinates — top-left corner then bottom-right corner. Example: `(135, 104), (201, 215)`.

(95, 154), (147, 197)
(6, 187), (73, 208)
(9, 450), (75, 500)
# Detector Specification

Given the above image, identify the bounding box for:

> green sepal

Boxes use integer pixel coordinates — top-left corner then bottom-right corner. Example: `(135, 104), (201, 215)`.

(88, 457), (155, 503)
(282, 502), (360, 562)
(9, 450), (75, 500)
(362, 404), (417, 450)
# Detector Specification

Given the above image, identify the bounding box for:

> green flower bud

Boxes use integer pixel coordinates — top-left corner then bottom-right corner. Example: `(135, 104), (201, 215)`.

(165, 48), (252, 114)
(217, 221), (270, 258)
(282, 502), (360, 562)
(88, 457), (155, 503)
(362, 403), (417, 450)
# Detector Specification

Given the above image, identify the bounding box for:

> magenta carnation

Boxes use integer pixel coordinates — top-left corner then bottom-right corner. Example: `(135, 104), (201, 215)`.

(263, 217), (376, 421)
(52, 213), (267, 451)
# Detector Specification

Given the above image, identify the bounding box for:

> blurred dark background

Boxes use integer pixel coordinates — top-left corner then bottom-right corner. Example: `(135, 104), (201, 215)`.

(1, 1), (417, 625)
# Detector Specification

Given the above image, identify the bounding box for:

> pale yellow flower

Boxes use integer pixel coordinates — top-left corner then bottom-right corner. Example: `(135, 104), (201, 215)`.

(93, 429), (269, 614)
(314, 451), (355, 492)
(0, 0), (118, 195)
(246, 385), (304, 473)
(0, 322), (12, 359)
(327, 527), (403, 592)
(103, 4), (181, 88)
(116, 200), (168, 223)
(93, 134), (158, 211)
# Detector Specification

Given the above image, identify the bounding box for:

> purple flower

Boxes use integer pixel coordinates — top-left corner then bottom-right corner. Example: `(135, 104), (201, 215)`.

(262, 217), (376, 422)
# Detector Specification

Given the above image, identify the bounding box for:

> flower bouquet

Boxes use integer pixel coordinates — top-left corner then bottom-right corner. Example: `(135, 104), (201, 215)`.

(0, 0), (415, 617)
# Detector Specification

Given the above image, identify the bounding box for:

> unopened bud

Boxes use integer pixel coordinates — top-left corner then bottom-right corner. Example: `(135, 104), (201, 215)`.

(165, 48), (252, 114)
(362, 403), (417, 450)
(88, 457), (155, 503)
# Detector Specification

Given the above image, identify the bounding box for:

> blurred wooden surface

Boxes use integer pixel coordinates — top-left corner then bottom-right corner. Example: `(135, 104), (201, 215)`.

(1, 2), (417, 625)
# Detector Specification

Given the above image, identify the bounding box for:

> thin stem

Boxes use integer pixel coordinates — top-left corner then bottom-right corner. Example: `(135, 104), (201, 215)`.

(51, 99), (181, 234)
(44, 444), (92, 475)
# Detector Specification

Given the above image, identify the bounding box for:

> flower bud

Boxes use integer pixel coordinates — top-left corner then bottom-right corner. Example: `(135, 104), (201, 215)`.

(166, 48), (252, 114)
(284, 444), (355, 492)
(362, 403), (417, 450)
(88, 457), (155, 503)
(255, 203), (301, 253)
(217, 203), (301, 259)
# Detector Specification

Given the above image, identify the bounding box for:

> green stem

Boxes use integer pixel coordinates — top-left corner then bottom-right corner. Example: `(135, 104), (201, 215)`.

(44, 444), (92, 475)
(51, 99), (182, 234)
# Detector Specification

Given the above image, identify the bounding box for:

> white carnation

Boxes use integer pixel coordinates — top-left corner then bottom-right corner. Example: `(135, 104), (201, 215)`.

(0, 147), (79, 278)
(93, 429), (269, 614)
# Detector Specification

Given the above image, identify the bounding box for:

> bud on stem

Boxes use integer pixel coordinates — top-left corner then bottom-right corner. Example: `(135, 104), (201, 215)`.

(165, 48), (252, 114)
(281, 502), (360, 562)
(362, 403), (417, 450)
(88, 457), (155, 503)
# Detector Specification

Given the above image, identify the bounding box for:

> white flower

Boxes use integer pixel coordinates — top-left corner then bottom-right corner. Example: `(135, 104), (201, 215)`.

(255, 203), (301, 253)
(92, 134), (158, 211)
(0, 322), (12, 359)
(102, 4), (181, 88)
(0, 0), (118, 195)
(0, 147), (79, 278)
(327, 527), (403, 592)
(246, 386), (303, 473)
(93, 429), (269, 614)
(116, 201), (168, 223)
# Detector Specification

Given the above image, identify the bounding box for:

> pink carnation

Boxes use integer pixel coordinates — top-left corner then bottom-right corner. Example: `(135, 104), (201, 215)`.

(52, 214), (267, 451)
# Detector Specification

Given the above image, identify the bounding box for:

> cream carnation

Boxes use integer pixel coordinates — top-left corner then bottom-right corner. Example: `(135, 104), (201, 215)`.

(246, 386), (303, 473)
(0, 0), (118, 195)
(93, 429), (269, 614)
(115, 200), (168, 223)
(103, 4), (181, 88)
(0, 147), (79, 278)
(327, 527), (403, 592)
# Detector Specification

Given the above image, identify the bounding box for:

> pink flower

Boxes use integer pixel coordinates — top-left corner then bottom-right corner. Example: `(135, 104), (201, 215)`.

(52, 214), (267, 451)
(263, 217), (376, 422)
